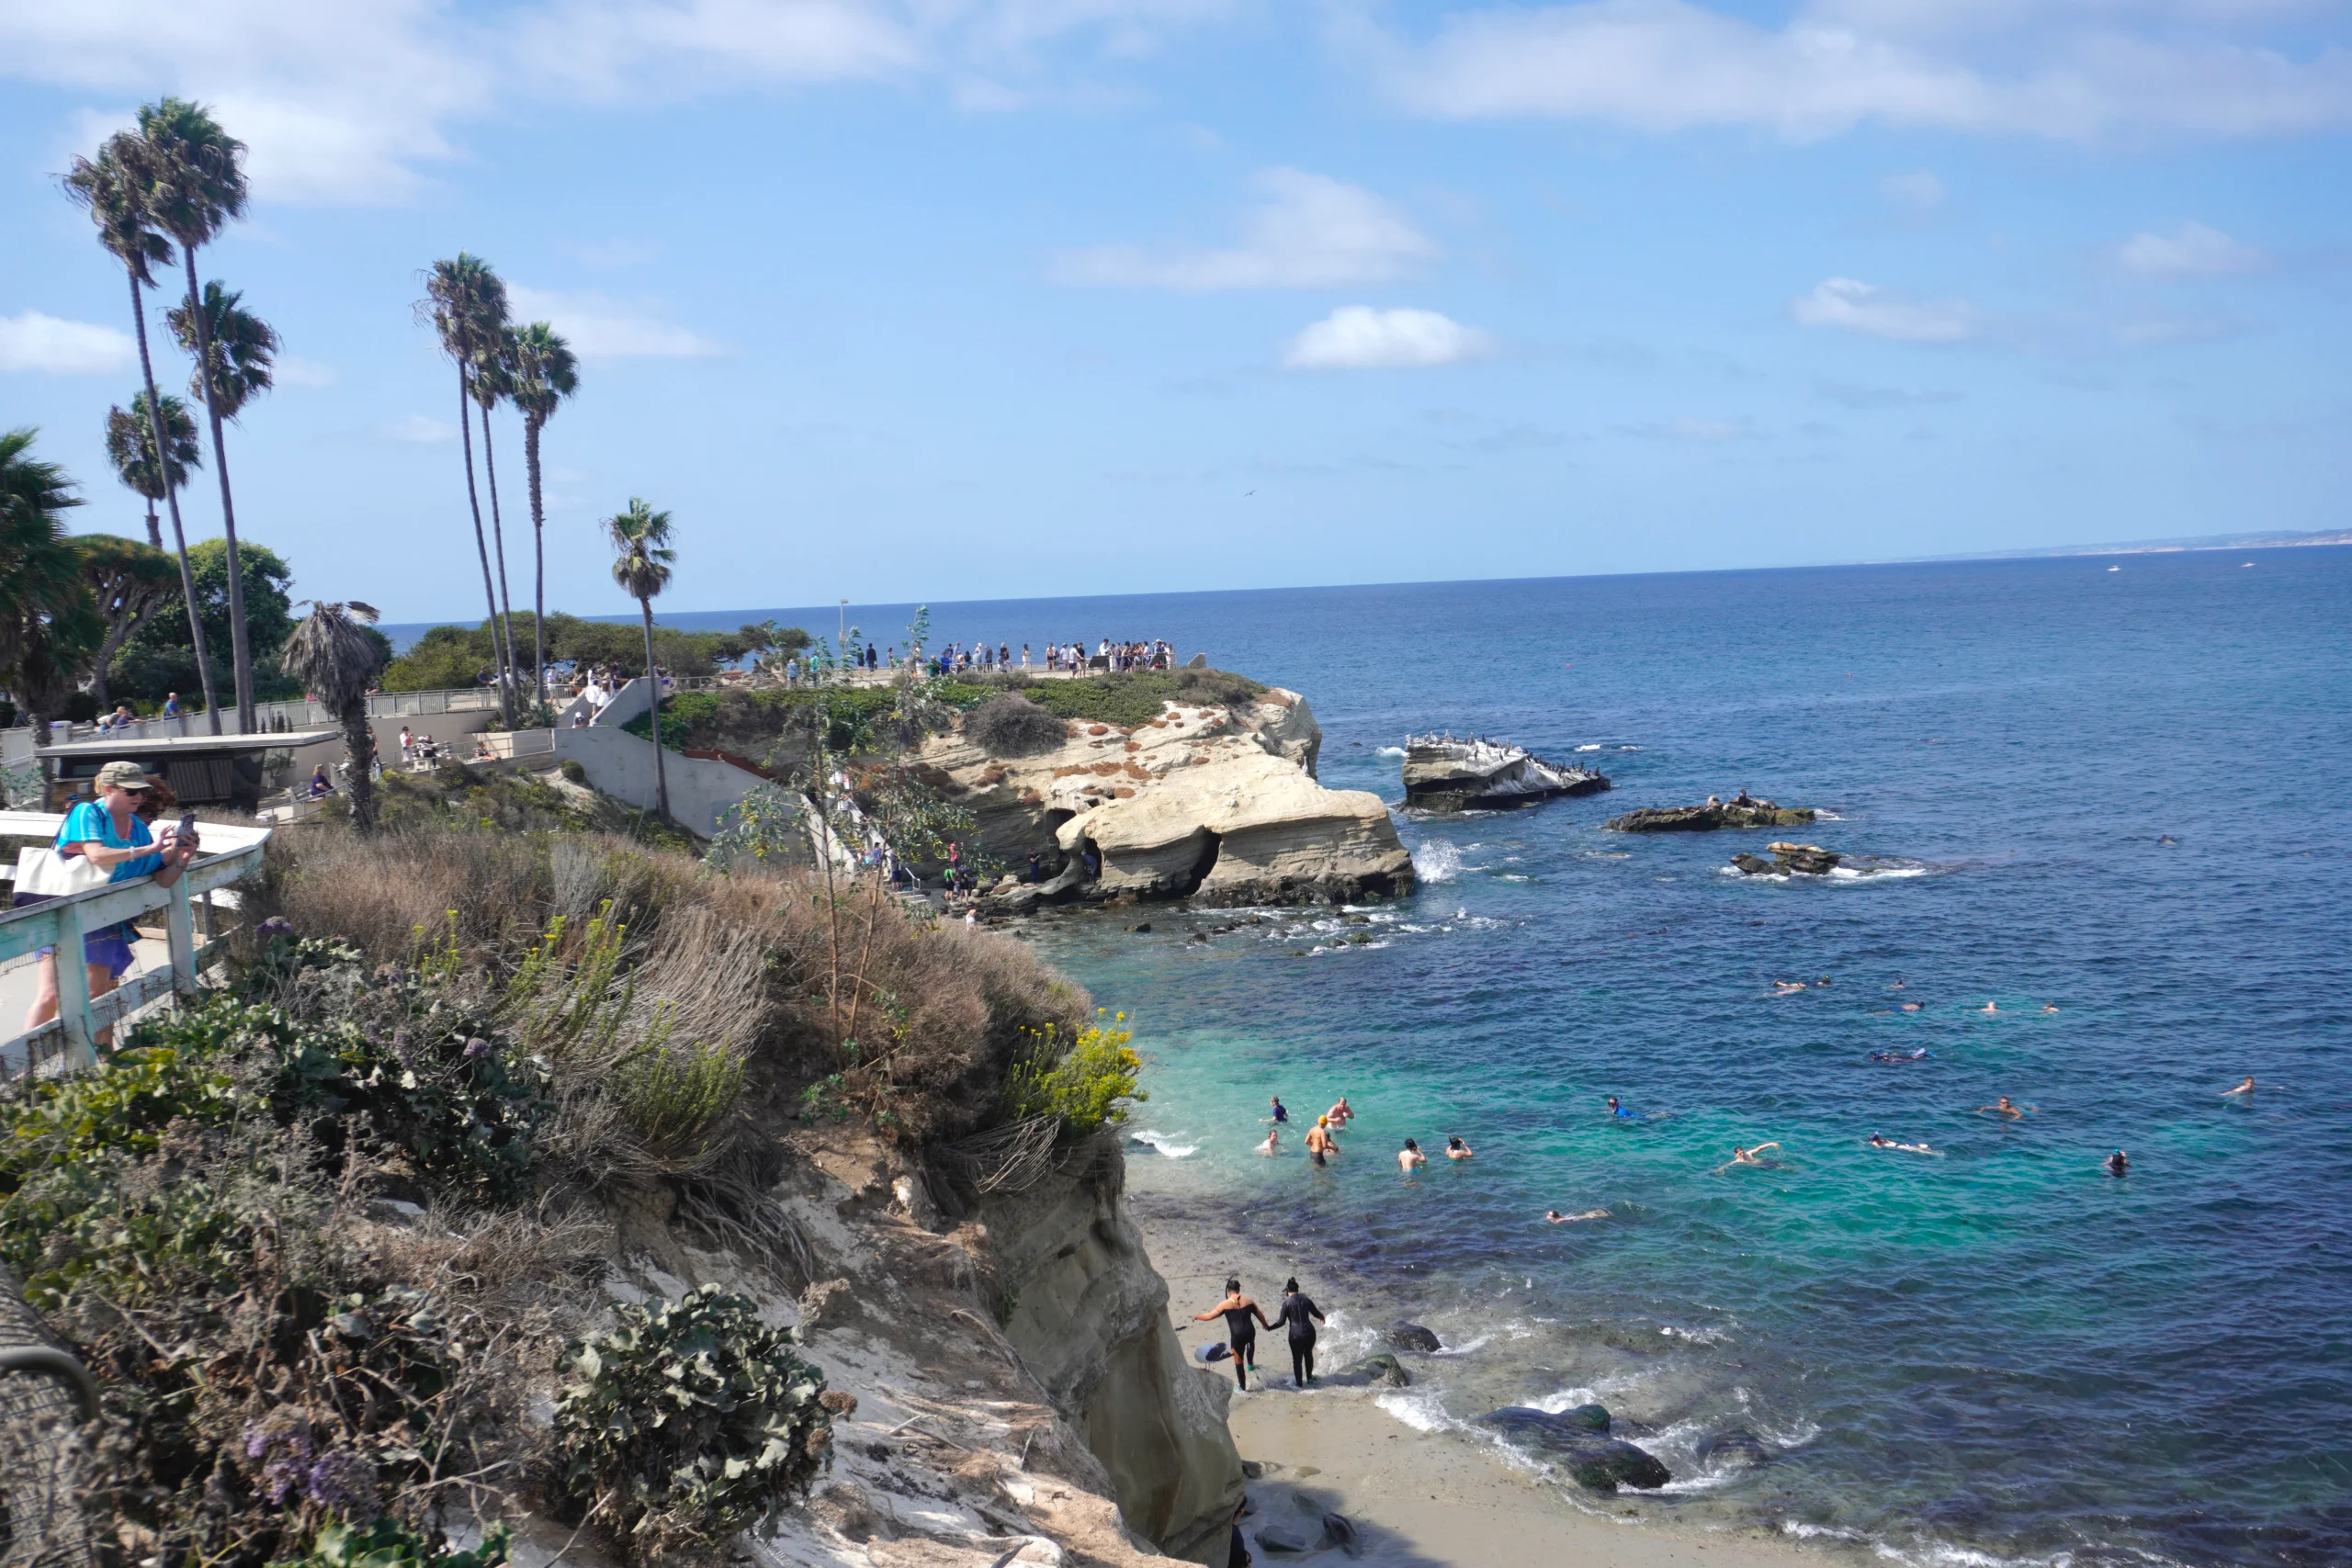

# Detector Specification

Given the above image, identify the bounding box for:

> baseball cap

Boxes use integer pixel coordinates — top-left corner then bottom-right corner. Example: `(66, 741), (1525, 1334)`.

(94, 760), (153, 791)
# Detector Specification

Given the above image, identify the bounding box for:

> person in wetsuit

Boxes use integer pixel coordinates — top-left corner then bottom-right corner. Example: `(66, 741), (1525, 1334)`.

(1191, 1279), (1272, 1390)
(1274, 1277), (1327, 1387)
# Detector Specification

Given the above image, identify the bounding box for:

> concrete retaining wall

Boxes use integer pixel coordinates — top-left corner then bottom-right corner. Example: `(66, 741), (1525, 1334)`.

(550, 725), (765, 839)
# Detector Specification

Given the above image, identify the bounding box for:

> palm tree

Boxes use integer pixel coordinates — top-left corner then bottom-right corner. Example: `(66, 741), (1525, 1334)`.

(104, 390), (199, 550)
(0, 430), (102, 742)
(168, 280), (277, 423)
(470, 331), (522, 717)
(605, 499), (676, 820)
(62, 131), (220, 733)
(506, 321), (579, 706)
(281, 600), (388, 832)
(138, 97), (259, 731)
(421, 253), (515, 725)
(75, 535), (182, 707)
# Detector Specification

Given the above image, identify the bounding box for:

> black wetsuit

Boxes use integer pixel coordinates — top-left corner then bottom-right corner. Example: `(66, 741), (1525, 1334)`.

(1220, 1303), (1259, 1389)
(1276, 1292), (1325, 1386)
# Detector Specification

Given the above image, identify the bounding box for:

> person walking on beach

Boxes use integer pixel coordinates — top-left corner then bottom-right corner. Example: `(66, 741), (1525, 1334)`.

(1274, 1278), (1328, 1388)
(1192, 1280), (1272, 1390)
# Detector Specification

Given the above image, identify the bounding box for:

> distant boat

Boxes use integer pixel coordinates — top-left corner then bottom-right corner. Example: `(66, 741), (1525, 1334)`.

(2108, 566), (2120, 571)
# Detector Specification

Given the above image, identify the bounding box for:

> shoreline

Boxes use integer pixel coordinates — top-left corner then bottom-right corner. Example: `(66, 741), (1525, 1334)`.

(1128, 1192), (1851, 1568)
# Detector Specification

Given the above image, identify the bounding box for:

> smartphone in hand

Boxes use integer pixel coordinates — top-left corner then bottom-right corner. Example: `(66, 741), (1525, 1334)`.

(175, 811), (198, 853)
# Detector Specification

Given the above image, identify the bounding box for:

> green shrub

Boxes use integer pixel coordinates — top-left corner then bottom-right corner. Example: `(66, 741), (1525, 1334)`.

(559, 758), (587, 784)
(0, 1038), (239, 1190)
(1001, 1011), (1145, 1139)
(961, 693), (1068, 756)
(552, 1284), (831, 1558)
(1021, 670), (1264, 728)
(268, 1518), (511, 1568)
(615, 1043), (744, 1153)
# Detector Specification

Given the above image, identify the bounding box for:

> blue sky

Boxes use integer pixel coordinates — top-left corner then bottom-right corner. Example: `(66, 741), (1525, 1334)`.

(3, 1), (2347, 624)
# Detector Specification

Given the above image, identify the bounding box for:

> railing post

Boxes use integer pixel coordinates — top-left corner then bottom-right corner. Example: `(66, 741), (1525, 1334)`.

(51, 898), (96, 1070)
(165, 877), (198, 999)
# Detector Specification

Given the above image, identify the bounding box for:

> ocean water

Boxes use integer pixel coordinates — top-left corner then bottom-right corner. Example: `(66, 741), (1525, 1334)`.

(977, 552), (2352, 1568)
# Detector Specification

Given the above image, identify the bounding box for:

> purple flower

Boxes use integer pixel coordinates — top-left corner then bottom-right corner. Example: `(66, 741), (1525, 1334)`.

(263, 1455), (305, 1506)
(391, 1030), (415, 1066)
(463, 1037), (490, 1059)
(256, 917), (294, 940)
(304, 1450), (378, 1516)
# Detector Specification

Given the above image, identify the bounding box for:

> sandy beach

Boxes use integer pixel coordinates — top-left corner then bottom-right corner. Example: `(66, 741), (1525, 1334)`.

(1132, 1196), (1843, 1568)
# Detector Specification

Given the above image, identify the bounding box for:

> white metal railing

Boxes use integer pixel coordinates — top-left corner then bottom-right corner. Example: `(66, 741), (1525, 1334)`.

(0, 814), (271, 1077)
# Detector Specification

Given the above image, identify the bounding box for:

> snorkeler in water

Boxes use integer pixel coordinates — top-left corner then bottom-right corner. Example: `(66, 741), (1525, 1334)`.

(1445, 1134), (1475, 1160)
(1545, 1209), (1609, 1223)
(2222, 1077), (2257, 1098)
(1974, 1096), (2036, 1120)
(1867, 1133), (1939, 1155)
(1606, 1096), (1638, 1121)
(1869, 1048), (1933, 1063)
(1398, 1138), (1427, 1172)
(2104, 1150), (2130, 1178)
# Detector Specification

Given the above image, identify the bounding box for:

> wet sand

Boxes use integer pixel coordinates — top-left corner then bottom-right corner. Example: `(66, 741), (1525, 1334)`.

(1135, 1200), (1845, 1568)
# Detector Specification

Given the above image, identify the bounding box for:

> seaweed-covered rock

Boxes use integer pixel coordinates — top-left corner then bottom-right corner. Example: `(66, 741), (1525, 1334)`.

(1606, 798), (1815, 832)
(1555, 1403), (1611, 1433)
(1386, 1322), (1442, 1353)
(1319, 1353), (1410, 1389)
(1729, 852), (1777, 876)
(1730, 842), (1845, 876)
(1696, 1428), (1771, 1471)
(1475, 1407), (1670, 1492)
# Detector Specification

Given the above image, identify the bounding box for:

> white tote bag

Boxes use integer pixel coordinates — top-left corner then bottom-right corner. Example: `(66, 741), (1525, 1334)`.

(10, 846), (112, 908)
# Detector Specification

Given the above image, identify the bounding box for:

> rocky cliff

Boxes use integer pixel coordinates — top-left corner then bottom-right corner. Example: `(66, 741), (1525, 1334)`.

(921, 688), (1411, 906)
(604, 1129), (1243, 1568)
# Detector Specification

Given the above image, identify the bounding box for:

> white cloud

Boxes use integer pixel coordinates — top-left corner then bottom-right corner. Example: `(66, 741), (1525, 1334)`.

(1881, 170), (1944, 210)
(505, 286), (733, 358)
(376, 414), (458, 444)
(276, 355), (337, 387)
(0, 310), (137, 374)
(2118, 220), (2266, 275)
(0, 0), (1235, 205)
(1792, 277), (1977, 343)
(1372, 0), (2352, 141)
(1282, 306), (1495, 369)
(1054, 169), (1438, 289)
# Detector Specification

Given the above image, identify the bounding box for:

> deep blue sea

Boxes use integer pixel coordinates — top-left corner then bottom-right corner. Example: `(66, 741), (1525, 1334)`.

(415, 552), (2352, 1566)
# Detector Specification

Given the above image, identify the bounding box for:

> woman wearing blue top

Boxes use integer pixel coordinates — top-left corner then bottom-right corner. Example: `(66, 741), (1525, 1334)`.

(20, 760), (200, 1045)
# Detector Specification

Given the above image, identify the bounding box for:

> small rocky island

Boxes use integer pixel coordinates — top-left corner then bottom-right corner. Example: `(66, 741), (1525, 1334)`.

(1400, 735), (1611, 812)
(1605, 792), (1815, 832)
(1731, 840), (1843, 875)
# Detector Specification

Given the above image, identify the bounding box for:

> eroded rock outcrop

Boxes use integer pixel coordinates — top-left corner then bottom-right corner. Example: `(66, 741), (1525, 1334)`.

(1731, 840), (1843, 875)
(613, 1127), (1242, 1568)
(922, 689), (1410, 908)
(1605, 796), (1815, 832)
(1399, 737), (1609, 812)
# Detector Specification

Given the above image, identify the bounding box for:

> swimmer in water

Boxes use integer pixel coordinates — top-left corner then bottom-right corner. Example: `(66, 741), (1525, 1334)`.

(1889, 978), (1906, 990)
(1901, 1001), (1924, 1012)
(2042, 1003), (2059, 1014)
(1869, 1048), (1933, 1063)
(1398, 1138), (1427, 1172)
(1979, 1001), (2001, 1014)
(1717, 1143), (1781, 1170)
(1263, 1096), (1290, 1125)
(1326, 1097), (1354, 1127)
(2104, 1150), (2129, 1178)
(1545, 1209), (1609, 1223)
(1773, 980), (1806, 994)
(1257, 1126), (1281, 1156)
(2222, 1077), (2256, 1098)
(1606, 1096), (1638, 1121)
(1867, 1133), (1938, 1155)
(1305, 1118), (1337, 1167)
(1445, 1134), (1475, 1160)
(1974, 1097), (2035, 1119)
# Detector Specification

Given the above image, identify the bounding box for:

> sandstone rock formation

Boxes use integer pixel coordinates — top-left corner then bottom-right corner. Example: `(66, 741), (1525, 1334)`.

(1605, 796), (1815, 832)
(922, 688), (1411, 907)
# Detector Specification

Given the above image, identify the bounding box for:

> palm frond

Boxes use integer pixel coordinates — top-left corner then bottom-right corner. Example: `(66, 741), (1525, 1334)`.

(280, 599), (389, 711)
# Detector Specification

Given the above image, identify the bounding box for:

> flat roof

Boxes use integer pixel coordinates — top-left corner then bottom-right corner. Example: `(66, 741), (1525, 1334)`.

(37, 728), (342, 759)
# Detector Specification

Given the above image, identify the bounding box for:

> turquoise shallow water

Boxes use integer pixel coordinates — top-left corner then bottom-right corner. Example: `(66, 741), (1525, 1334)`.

(980, 551), (2352, 1568)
